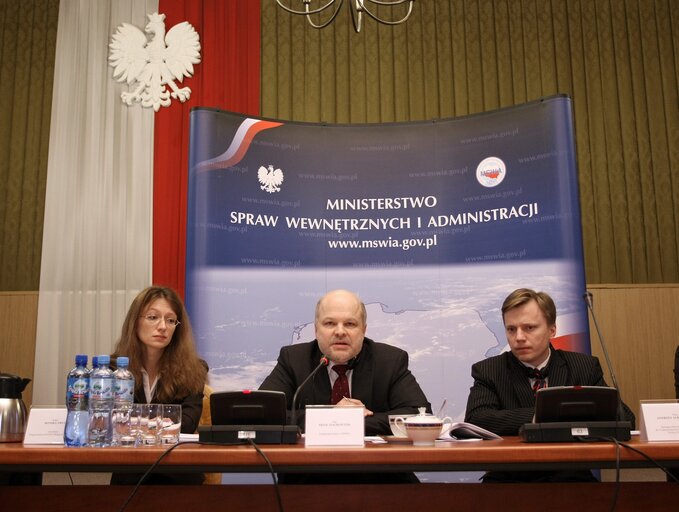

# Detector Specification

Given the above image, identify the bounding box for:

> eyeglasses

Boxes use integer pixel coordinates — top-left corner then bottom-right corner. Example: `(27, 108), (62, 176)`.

(140, 314), (180, 328)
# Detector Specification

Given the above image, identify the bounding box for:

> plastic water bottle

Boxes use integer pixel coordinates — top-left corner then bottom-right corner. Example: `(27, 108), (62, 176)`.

(112, 357), (135, 446)
(88, 354), (114, 447)
(64, 354), (90, 447)
(113, 356), (135, 409)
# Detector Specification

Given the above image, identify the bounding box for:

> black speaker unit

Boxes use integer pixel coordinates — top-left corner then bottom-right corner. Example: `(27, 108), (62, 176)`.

(520, 386), (632, 442)
(200, 390), (299, 444)
(198, 424), (299, 444)
(519, 421), (632, 442)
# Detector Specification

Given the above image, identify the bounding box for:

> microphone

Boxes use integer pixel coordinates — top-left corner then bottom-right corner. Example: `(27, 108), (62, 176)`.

(583, 291), (626, 422)
(290, 355), (329, 427)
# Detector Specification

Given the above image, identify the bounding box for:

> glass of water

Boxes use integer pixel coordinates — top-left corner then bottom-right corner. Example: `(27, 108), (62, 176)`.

(112, 408), (136, 447)
(159, 404), (182, 445)
(140, 403), (162, 446)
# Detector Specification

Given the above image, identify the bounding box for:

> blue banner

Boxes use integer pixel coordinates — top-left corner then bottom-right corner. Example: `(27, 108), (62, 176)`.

(186, 95), (588, 424)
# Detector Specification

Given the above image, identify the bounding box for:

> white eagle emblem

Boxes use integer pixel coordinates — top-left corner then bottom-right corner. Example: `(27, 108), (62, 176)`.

(258, 165), (284, 194)
(108, 12), (201, 111)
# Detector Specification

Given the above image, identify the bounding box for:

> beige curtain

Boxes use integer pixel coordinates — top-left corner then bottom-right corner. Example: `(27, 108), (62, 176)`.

(0, 0), (59, 291)
(262, 0), (679, 284)
(33, 0), (157, 406)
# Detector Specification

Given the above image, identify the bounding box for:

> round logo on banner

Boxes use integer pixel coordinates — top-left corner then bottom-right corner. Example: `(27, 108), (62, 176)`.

(476, 157), (506, 188)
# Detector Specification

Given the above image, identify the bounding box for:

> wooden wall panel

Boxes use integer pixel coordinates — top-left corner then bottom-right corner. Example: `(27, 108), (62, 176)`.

(588, 285), (679, 422)
(0, 291), (37, 406)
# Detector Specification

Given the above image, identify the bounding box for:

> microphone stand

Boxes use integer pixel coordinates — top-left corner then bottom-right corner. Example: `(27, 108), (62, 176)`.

(290, 356), (329, 427)
(584, 291), (628, 425)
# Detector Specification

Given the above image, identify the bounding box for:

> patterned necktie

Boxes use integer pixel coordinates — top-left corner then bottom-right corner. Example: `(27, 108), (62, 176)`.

(527, 367), (547, 394)
(330, 364), (350, 405)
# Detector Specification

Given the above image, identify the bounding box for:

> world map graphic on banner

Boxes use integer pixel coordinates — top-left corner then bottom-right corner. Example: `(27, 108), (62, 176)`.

(185, 96), (588, 426)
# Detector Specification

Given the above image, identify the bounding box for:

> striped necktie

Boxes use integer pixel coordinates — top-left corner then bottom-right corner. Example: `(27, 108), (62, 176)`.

(526, 367), (547, 394)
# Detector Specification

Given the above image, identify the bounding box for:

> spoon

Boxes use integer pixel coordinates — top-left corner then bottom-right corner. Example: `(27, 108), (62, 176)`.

(436, 399), (448, 418)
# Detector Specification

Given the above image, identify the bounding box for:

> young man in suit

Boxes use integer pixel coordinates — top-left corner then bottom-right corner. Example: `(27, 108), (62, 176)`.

(464, 288), (635, 482)
(260, 288), (430, 435)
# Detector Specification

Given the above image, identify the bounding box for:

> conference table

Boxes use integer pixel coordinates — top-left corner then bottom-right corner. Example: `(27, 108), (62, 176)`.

(1, 436), (678, 511)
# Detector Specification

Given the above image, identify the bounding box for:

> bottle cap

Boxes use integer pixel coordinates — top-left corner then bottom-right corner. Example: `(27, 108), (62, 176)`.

(97, 354), (110, 366)
(117, 356), (129, 367)
(75, 354), (88, 366)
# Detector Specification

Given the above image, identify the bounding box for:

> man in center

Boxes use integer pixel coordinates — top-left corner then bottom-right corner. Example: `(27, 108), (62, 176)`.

(260, 289), (430, 435)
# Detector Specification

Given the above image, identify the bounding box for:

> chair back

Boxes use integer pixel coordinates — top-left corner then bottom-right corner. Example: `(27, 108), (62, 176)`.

(200, 384), (221, 485)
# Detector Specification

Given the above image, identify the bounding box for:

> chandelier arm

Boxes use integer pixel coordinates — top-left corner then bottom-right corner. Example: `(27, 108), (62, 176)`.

(365, 0), (412, 5)
(360, 0), (414, 26)
(349, 0), (363, 33)
(304, 0), (345, 29)
(275, 0), (341, 17)
(276, 0), (413, 32)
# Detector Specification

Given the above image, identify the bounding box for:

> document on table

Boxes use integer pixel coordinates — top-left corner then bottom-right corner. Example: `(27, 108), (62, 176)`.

(365, 436), (387, 444)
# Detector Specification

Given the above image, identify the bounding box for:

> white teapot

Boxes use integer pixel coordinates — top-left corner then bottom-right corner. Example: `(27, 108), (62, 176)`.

(394, 407), (453, 446)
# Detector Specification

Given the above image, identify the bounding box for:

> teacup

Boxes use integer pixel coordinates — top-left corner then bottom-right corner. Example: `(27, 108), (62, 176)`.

(388, 414), (416, 437)
(394, 407), (453, 446)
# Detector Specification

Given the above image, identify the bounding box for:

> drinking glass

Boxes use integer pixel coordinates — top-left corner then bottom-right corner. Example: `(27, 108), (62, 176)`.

(140, 403), (162, 446)
(112, 408), (136, 447)
(159, 404), (182, 445)
(128, 403), (146, 444)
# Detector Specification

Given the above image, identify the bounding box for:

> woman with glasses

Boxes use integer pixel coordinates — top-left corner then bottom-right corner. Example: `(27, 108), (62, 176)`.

(110, 286), (207, 484)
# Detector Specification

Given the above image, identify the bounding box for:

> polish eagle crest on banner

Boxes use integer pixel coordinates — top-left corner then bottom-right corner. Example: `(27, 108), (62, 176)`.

(108, 12), (201, 111)
(258, 165), (284, 193)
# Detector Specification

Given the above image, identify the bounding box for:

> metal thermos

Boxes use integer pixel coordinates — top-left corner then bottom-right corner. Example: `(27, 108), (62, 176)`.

(0, 373), (31, 442)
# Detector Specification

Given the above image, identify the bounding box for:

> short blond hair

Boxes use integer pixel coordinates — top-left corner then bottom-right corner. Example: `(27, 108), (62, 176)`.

(501, 288), (556, 326)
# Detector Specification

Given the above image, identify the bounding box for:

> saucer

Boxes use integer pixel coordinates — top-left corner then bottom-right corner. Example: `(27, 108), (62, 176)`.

(380, 435), (413, 443)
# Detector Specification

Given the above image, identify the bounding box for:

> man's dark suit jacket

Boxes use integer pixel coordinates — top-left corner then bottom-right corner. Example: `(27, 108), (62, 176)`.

(464, 347), (636, 436)
(259, 337), (430, 435)
(464, 347), (636, 483)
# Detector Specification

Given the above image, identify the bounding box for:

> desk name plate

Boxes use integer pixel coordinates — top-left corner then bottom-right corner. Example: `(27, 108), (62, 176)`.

(639, 400), (679, 441)
(304, 405), (364, 447)
(23, 407), (68, 445)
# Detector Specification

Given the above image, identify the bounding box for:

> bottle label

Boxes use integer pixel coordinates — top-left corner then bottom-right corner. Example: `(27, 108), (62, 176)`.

(90, 377), (112, 400)
(114, 379), (135, 403)
(66, 377), (88, 401)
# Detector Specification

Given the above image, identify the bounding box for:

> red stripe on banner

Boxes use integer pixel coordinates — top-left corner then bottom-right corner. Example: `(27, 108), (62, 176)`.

(154, 0), (261, 297)
(552, 332), (590, 353)
(195, 119), (284, 172)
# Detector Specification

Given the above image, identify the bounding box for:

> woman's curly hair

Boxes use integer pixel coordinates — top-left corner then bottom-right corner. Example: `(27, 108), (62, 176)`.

(112, 286), (207, 402)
